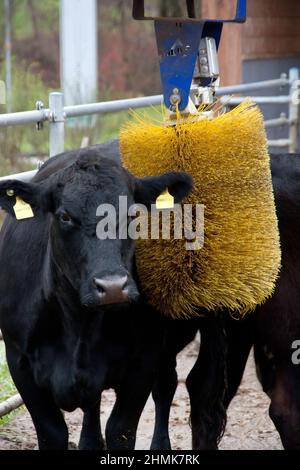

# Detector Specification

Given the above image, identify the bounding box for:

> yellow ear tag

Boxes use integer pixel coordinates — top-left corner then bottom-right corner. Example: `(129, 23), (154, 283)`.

(13, 197), (34, 220)
(156, 189), (174, 210)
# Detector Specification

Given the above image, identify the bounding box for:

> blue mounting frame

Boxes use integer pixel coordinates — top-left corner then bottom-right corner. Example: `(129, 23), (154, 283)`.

(152, 0), (247, 110)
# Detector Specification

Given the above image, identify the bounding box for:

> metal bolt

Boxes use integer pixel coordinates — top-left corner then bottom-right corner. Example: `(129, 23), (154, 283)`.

(48, 111), (56, 123)
(170, 95), (181, 106)
(169, 88), (181, 111)
(36, 100), (44, 131)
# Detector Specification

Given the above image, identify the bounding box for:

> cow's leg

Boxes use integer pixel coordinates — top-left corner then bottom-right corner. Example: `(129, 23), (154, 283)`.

(79, 399), (105, 450)
(255, 341), (300, 450)
(223, 314), (254, 407)
(150, 320), (198, 450)
(105, 360), (155, 450)
(150, 355), (177, 450)
(6, 346), (68, 450)
(186, 315), (227, 450)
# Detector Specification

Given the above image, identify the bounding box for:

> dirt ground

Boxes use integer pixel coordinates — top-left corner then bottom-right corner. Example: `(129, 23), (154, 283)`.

(0, 338), (282, 450)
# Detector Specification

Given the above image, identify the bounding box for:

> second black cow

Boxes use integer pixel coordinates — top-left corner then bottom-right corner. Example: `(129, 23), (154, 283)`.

(150, 153), (300, 450)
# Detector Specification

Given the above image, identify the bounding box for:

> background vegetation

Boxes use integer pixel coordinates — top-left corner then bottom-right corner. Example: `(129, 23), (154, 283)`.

(0, 0), (168, 175)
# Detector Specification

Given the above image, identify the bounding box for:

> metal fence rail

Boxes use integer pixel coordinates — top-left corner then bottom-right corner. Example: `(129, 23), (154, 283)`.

(0, 67), (299, 184)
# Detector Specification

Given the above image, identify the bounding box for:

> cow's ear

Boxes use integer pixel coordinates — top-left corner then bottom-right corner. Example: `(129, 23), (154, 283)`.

(134, 171), (193, 208)
(0, 180), (53, 217)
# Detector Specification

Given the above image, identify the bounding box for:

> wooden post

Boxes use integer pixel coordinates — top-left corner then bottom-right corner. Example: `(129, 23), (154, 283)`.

(0, 394), (23, 418)
(201, 0), (300, 86)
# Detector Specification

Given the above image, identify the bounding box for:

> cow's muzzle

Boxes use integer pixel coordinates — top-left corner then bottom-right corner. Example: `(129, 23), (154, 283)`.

(92, 275), (129, 305)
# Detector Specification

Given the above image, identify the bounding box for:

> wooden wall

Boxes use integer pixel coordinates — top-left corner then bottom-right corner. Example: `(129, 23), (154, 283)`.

(201, 0), (300, 85)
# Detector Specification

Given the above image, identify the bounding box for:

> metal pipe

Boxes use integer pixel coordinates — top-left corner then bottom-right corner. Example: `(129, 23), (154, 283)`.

(0, 394), (23, 418)
(264, 115), (289, 128)
(49, 92), (65, 157)
(221, 95), (291, 105)
(0, 109), (48, 127)
(0, 68), (298, 169)
(215, 76), (289, 96)
(64, 94), (163, 118)
(288, 68), (299, 153)
(0, 95), (163, 128)
(268, 139), (291, 147)
(0, 170), (37, 183)
(4, 0), (12, 113)
(0, 92), (293, 128)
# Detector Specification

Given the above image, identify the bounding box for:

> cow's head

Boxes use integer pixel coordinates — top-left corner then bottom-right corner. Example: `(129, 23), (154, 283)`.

(0, 153), (192, 308)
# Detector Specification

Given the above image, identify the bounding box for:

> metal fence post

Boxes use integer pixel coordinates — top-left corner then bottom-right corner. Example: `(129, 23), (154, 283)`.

(4, 0), (12, 113)
(49, 92), (65, 158)
(289, 68), (299, 153)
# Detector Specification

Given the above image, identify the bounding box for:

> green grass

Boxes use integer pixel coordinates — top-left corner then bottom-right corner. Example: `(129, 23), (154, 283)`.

(0, 61), (51, 173)
(0, 362), (16, 403)
(0, 346), (22, 426)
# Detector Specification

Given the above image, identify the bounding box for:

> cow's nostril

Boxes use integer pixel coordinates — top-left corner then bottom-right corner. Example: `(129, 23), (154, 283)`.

(93, 278), (105, 293)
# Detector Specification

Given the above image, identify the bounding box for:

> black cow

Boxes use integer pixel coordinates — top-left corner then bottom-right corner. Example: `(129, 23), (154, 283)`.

(150, 153), (300, 450)
(251, 153), (300, 450)
(0, 141), (192, 450)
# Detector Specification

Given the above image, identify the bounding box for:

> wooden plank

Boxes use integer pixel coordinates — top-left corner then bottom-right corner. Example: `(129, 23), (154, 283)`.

(218, 24), (242, 86)
(198, 0), (300, 80)
(242, 37), (300, 60)
(201, 0), (242, 85)
(244, 18), (300, 38)
(248, 0), (300, 18)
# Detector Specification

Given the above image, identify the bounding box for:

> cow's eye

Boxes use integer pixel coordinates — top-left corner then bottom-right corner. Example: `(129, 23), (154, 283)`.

(58, 211), (73, 224)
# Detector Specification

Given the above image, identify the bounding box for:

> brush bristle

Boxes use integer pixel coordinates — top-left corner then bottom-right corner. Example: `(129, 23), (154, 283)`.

(120, 102), (281, 318)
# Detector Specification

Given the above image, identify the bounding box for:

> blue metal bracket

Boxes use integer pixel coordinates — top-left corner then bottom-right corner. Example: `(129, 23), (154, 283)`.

(155, 20), (205, 111)
(142, 0), (247, 110)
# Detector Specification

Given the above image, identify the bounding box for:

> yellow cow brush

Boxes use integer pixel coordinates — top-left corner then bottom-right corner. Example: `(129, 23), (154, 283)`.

(120, 101), (281, 318)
